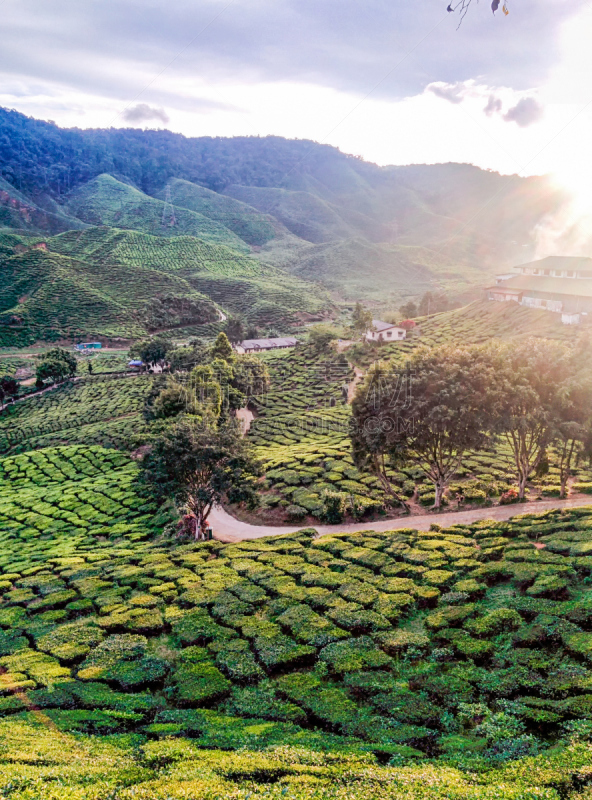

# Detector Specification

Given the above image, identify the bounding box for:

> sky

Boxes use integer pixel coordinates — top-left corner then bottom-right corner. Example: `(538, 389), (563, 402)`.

(2, 0), (592, 198)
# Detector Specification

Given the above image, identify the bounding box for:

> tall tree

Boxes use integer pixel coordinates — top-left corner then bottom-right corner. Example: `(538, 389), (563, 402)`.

(140, 421), (258, 536)
(130, 336), (171, 368)
(351, 344), (496, 508)
(351, 303), (373, 338)
(211, 332), (235, 362)
(492, 339), (572, 500)
(36, 347), (77, 386)
(553, 375), (592, 499)
(226, 316), (245, 345)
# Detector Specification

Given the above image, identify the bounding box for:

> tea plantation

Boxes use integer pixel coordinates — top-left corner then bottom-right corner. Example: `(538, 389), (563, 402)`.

(0, 227), (330, 345)
(248, 337), (592, 522)
(0, 374), (157, 454)
(2, 488), (592, 796)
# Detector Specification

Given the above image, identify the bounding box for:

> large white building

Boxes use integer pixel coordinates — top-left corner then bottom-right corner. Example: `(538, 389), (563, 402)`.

(486, 256), (592, 325)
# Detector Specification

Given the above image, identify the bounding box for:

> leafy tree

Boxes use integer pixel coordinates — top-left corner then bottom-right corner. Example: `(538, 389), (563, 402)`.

(130, 336), (171, 368)
(553, 375), (592, 499)
(140, 420), (258, 535)
(226, 316), (245, 345)
(309, 324), (339, 353)
(351, 344), (497, 508)
(149, 381), (202, 421)
(351, 303), (373, 338)
(232, 355), (270, 401)
(211, 332), (234, 362)
(400, 301), (418, 319)
(0, 376), (18, 407)
(169, 340), (206, 373)
(492, 339), (572, 500)
(35, 348), (77, 386)
(188, 364), (223, 421)
(418, 292), (448, 317)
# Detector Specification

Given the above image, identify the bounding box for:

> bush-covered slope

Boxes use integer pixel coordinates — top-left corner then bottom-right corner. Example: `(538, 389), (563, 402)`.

(64, 174), (251, 252)
(0, 227), (330, 344)
(0, 374), (157, 454)
(157, 178), (282, 247)
(0, 243), (218, 344)
(2, 488), (592, 796)
(223, 184), (355, 244)
(0, 177), (87, 235)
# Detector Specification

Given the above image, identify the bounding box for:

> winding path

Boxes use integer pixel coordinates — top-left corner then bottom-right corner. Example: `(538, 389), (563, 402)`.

(210, 496), (592, 543)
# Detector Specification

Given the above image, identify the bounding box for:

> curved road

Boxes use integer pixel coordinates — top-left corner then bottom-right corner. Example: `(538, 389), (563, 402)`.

(210, 496), (592, 543)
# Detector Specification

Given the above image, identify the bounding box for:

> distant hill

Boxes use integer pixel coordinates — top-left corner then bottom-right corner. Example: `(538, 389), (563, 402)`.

(64, 174), (250, 253)
(0, 176), (86, 235)
(156, 178), (283, 247)
(0, 107), (569, 302)
(0, 227), (331, 345)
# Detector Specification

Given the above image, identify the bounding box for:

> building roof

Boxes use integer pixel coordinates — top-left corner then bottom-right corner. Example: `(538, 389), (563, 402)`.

(493, 274), (592, 299)
(371, 319), (404, 332)
(514, 255), (592, 273)
(240, 337), (298, 350)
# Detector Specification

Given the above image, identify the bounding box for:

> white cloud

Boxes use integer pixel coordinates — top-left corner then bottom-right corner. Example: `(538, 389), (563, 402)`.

(503, 97), (544, 127)
(483, 95), (502, 117)
(427, 82), (467, 104)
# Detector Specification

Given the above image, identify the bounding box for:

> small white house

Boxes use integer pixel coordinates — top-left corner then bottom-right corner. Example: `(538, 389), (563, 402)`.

(365, 320), (407, 342)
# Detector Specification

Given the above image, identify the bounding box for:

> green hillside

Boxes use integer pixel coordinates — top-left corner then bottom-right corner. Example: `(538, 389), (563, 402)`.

(48, 227), (331, 331)
(157, 178), (282, 247)
(0, 228), (330, 345)
(270, 237), (492, 301)
(64, 175), (251, 253)
(224, 183), (354, 243)
(0, 177), (86, 235)
(0, 241), (218, 345)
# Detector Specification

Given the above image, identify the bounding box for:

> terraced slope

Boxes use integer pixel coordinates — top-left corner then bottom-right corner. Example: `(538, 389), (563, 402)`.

(48, 227), (331, 332)
(0, 243), (218, 345)
(0, 374), (156, 455)
(0, 227), (330, 344)
(1, 493), (592, 796)
(246, 338), (592, 522)
(0, 177), (86, 235)
(157, 178), (282, 247)
(65, 175), (251, 253)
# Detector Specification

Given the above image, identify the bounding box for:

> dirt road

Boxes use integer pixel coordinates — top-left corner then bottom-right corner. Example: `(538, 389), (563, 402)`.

(210, 496), (592, 543)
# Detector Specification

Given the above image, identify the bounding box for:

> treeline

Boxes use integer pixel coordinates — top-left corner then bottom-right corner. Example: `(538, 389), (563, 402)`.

(352, 337), (592, 509)
(0, 106), (361, 199)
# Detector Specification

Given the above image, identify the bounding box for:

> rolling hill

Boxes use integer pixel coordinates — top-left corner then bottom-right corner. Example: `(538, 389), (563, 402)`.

(0, 227), (331, 345)
(156, 178), (284, 247)
(0, 107), (570, 303)
(64, 174), (251, 253)
(0, 176), (87, 235)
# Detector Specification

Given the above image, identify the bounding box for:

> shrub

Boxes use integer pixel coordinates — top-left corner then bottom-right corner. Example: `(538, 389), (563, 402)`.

(467, 608), (523, 637)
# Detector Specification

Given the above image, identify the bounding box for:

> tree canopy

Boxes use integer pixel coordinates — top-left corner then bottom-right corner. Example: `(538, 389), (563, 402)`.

(140, 420), (258, 535)
(35, 347), (77, 387)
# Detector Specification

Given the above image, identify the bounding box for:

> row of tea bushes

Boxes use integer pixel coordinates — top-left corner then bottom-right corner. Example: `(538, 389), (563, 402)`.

(0, 374), (155, 454)
(248, 344), (585, 521)
(2, 713), (592, 799)
(2, 498), (592, 767)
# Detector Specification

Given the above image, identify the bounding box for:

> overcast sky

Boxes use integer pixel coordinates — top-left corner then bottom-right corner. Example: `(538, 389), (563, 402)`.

(2, 0), (592, 192)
